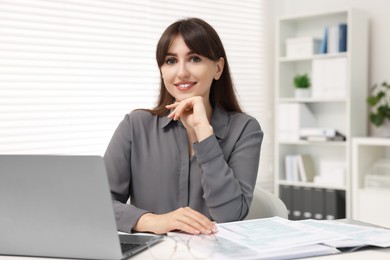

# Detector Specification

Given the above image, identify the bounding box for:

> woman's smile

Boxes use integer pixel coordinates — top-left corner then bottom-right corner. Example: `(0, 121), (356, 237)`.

(175, 81), (197, 90)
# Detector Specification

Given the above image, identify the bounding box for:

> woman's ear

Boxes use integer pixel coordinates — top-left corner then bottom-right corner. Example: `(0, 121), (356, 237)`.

(213, 57), (225, 80)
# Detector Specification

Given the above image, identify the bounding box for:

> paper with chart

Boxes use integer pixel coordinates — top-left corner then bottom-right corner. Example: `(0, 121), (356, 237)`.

(213, 216), (390, 259)
(170, 217), (390, 259)
(299, 219), (390, 248)
(216, 217), (341, 254)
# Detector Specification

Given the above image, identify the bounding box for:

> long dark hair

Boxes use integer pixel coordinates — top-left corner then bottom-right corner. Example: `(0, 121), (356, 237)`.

(147, 18), (242, 116)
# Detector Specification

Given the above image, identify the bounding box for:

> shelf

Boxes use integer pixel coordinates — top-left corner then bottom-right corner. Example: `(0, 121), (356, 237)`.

(279, 52), (348, 62)
(278, 140), (346, 146)
(352, 137), (390, 227)
(275, 8), (369, 220)
(278, 180), (347, 190)
(279, 98), (346, 103)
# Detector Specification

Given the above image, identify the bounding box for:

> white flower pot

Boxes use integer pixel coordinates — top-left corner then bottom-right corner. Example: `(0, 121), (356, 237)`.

(371, 120), (390, 138)
(294, 88), (311, 98)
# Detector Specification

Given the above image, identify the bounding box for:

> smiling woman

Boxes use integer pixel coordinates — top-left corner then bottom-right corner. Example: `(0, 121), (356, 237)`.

(103, 17), (264, 235)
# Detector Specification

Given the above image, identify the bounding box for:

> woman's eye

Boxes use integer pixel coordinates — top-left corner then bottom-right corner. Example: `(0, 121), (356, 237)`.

(165, 58), (177, 65)
(190, 56), (201, 62)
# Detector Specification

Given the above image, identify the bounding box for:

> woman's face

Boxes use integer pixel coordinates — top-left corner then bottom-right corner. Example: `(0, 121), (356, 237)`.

(160, 34), (224, 102)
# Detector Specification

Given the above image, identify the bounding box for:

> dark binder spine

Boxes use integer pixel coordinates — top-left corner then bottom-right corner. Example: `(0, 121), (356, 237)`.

(338, 23), (347, 52)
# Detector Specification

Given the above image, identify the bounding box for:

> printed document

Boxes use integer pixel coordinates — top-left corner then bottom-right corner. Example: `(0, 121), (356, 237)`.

(170, 216), (390, 259)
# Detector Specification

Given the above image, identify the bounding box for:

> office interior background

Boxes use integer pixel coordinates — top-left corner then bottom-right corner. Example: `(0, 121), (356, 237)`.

(1, 0), (389, 221)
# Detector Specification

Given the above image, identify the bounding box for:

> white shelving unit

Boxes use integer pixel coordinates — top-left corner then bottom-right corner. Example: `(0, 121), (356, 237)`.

(274, 9), (369, 219)
(352, 137), (390, 228)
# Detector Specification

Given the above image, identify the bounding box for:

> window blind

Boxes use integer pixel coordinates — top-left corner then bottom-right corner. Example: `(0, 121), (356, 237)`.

(0, 0), (272, 188)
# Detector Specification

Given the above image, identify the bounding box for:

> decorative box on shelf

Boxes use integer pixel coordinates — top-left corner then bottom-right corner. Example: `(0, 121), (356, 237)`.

(364, 159), (390, 189)
(285, 37), (321, 58)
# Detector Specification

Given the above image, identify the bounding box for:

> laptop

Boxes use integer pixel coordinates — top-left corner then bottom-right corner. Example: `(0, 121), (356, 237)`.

(0, 155), (163, 259)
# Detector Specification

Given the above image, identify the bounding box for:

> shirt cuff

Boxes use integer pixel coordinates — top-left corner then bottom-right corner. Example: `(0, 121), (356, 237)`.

(193, 135), (223, 165)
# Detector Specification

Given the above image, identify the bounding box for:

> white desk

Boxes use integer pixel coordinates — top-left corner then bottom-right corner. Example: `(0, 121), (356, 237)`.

(1, 247), (389, 260)
(1, 243), (390, 260)
(130, 242), (390, 260)
(1, 219), (390, 260)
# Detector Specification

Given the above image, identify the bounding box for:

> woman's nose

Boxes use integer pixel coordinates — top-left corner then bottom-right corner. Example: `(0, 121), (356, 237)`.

(177, 62), (190, 79)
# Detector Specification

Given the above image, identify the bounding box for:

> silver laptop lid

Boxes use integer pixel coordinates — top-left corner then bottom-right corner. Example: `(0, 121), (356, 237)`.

(0, 155), (123, 260)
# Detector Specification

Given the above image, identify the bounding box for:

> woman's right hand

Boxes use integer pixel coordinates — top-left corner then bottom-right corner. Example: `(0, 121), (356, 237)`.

(133, 207), (217, 235)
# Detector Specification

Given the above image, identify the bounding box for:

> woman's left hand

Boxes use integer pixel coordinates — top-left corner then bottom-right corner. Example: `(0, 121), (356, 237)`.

(166, 97), (213, 141)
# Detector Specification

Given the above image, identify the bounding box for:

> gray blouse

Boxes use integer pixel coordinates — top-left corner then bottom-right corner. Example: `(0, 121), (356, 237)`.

(104, 106), (263, 232)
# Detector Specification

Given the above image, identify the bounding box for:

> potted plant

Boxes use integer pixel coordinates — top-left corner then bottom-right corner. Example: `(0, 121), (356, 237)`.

(293, 73), (311, 98)
(367, 81), (390, 136)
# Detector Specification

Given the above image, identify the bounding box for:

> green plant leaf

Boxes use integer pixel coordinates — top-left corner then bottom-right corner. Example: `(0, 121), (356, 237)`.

(293, 74), (310, 89)
(370, 113), (383, 127)
(367, 81), (390, 127)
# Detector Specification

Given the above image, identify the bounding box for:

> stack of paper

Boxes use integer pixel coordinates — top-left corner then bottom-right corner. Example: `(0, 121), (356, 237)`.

(171, 217), (390, 259)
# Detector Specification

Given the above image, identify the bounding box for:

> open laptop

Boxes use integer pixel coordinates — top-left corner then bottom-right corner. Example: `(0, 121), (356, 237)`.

(0, 155), (163, 259)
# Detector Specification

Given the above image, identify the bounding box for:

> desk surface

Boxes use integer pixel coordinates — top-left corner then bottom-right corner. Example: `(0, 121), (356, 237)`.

(1, 218), (390, 260)
(1, 246), (390, 260)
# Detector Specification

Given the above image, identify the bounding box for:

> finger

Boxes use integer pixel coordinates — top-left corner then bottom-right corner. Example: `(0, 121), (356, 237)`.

(180, 208), (215, 234)
(168, 101), (193, 120)
(165, 102), (179, 109)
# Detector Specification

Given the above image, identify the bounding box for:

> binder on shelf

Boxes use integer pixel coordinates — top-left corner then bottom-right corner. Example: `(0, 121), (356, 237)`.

(338, 23), (347, 52)
(292, 186), (304, 220)
(296, 154), (316, 182)
(312, 188), (325, 220)
(302, 187), (313, 219)
(325, 189), (346, 220)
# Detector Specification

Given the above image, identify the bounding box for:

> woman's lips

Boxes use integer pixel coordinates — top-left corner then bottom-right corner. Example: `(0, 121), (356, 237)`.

(175, 82), (196, 90)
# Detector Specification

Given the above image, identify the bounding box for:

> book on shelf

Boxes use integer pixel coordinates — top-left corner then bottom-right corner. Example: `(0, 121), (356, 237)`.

(299, 128), (346, 141)
(338, 23), (347, 52)
(296, 154), (316, 182)
(327, 23), (348, 54)
(285, 155), (299, 181)
(284, 154), (316, 182)
(319, 26), (328, 54)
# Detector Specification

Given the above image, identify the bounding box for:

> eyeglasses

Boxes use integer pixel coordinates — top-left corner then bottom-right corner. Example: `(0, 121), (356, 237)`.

(147, 234), (219, 259)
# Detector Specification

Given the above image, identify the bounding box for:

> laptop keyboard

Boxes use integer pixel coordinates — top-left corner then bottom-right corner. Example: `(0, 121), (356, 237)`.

(120, 243), (140, 254)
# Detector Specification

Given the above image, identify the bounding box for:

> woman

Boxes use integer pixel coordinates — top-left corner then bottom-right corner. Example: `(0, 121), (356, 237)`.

(104, 18), (263, 235)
